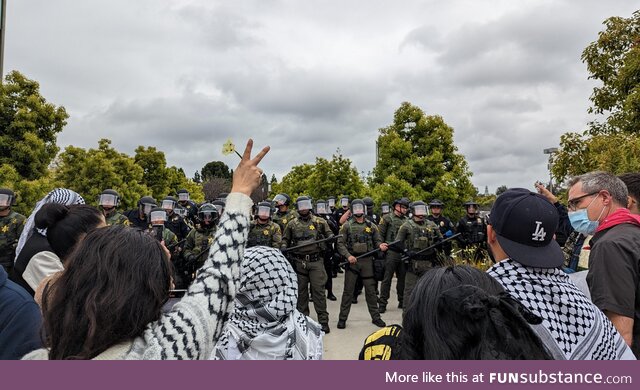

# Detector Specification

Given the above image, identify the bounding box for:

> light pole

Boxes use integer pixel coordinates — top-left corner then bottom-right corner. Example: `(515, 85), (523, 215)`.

(543, 147), (559, 192)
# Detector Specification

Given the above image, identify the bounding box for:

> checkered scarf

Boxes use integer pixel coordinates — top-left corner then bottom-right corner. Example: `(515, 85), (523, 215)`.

(14, 188), (85, 262)
(488, 259), (634, 360)
(211, 246), (323, 360)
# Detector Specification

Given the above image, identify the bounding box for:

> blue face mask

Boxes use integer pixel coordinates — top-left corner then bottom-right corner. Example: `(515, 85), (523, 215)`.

(568, 209), (599, 235)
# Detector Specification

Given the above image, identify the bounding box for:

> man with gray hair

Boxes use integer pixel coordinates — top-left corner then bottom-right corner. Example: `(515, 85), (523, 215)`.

(567, 171), (640, 358)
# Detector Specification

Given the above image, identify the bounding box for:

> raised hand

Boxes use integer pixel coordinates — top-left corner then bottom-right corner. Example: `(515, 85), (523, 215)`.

(231, 139), (270, 196)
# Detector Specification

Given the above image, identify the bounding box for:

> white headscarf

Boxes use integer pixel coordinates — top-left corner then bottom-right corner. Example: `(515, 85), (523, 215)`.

(14, 188), (85, 262)
(211, 246), (323, 360)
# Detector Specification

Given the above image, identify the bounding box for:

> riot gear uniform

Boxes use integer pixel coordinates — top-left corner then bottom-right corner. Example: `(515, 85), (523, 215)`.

(426, 199), (455, 256)
(247, 201), (282, 248)
(377, 198), (409, 312)
(0, 188), (26, 274)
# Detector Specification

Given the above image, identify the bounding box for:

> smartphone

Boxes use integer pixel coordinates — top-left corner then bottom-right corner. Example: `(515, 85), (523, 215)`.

(153, 225), (164, 242)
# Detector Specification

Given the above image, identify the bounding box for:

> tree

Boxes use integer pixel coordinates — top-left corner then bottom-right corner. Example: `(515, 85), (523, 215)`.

(582, 10), (640, 135)
(495, 185), (508, 196)
(201, 161), (232, 181)
(0, 71), (69, 180)
(202, 178), (231, 201)
(54, 139), (149, 210)
(372, 102), (476, 216)
(134, 146), (171, 201)
(193, 171), (202, 184)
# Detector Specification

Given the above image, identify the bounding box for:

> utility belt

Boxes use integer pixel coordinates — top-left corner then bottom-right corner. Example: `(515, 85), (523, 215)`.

(290, 253), (321, 262)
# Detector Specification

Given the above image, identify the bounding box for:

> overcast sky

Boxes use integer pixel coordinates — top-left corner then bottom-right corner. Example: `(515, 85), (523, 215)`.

(6, 0), (638, 194)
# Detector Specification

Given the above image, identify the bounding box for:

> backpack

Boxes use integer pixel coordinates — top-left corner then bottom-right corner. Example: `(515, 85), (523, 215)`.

(358, 324), (403, 360)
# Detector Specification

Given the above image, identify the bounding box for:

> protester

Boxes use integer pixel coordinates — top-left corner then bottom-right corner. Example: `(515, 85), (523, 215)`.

(211, 246), (323, 360)
(400, 265), (552, 360)
(22, 139), (269, 360)
(487, 188), (635, 360)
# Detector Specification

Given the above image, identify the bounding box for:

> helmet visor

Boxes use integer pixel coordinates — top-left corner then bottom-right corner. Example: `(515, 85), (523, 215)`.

(273, 194), (287, 206)
(0, 194), (12, 207)
(352, 203), (365, 215)
(175, 208), (187, 217)
(99, 194), (118, 207)
(413, 205), (428, 216)
(341, 198), (349, 207)
(150, 210), (167, 225)
(178, 193), (189, 201)
(142, 203), (155, 215)
(381, 204), (390, 214)
(316, 202), (327, 215)
(257, 205), (271, 219)
(297, 199), (312, 211)
(161, 200), (175, 210)
(327, 198), (335, 208)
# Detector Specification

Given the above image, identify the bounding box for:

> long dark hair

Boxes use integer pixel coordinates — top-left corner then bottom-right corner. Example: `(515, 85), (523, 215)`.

(35, 203), (104, 261)
(42, 225), (172, 359)
(401, 265), (552, 360)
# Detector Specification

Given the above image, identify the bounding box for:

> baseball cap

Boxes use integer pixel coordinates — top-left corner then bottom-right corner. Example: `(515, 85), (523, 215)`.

(489, 188), (563, 268)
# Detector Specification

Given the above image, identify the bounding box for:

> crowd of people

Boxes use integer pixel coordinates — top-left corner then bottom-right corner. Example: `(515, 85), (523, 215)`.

(1, 141), (639, 360)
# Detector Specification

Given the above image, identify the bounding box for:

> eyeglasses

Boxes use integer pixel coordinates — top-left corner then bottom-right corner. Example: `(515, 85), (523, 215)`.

(567, 192), (599, 211)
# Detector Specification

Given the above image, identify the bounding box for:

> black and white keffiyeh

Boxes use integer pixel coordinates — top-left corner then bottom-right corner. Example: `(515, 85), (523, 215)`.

(14, 188), (85, 262)
(211, 246), (323, 360)
(487, 259), (634, 360)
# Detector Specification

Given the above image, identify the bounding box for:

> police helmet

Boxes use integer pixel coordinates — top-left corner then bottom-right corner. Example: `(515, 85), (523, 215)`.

(315, 199), (328, 215)
(273, 193), (291, 207)
(463, 200), (479, 208)
(138, 196), (157, 216)
(381, 202), (390, 214)
(149, 207), (167, 226)
(339, 195), (350, 208)
(350, 199), (366, 217)
(295, 196), (312, 211)
(256, 201), (272, 219)
(174, 205), (188, 218)
(410, 201), (428, 217)
(99, 189), (120, 208)
(177, 189), (190, 202)
(211, 199), (225, 215)
(362, 197), (374, 208)
(429, 199), (444, 207)
(392, 197), (410, 208)
(161, 196), (178, 211)
(198, 203), (219, 224)
(327, 196), (336, 208)
(0, 188), (16, 207)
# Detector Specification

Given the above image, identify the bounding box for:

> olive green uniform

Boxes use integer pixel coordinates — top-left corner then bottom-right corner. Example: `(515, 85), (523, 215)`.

(281, 214), (333, 326)
(247, 220), (282, 248)
(377, 212), (407, 309)
(104, 211), (130, 226)
(337, 219), (384, 323)
(0, 211), (26, 273)
(183, 225), (217, 269)
(396, 219), (443, 308)
(272, 209), (298, 233)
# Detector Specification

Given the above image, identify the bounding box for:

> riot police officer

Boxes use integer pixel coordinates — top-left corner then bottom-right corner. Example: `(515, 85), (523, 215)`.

(177, 189), (198, 225)
(333, 195), (350, 225)
(380, 202), (390, 217)
(161, 196), (191, 241)
(456, 200), (488, 264)
(0, 188), (26, 275)
(146, 207), (179, 250)
(124, 196), (157, 230)
(336, 199), (388, 329)
(315, 199), (339, 301)
(247, 201), (282, 248)
(182, 203), (219, 286)
(281, 196), (333, 333)
(396, 201), (443, 309)
(98, 189), (130, 226)
(272, 193), (297, 232)
(378, 197), (409, 313)
(427, 199), (456, 257)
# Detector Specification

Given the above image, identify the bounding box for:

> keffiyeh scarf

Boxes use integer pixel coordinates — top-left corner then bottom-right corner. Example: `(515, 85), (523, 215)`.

(488, 259), (634, 360)
(14, 188), (85, 261)
(211, 246), (323, 360)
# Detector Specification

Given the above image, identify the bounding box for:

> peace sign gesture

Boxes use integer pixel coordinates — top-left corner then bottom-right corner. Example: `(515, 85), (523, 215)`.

(231, 139), (270, 196)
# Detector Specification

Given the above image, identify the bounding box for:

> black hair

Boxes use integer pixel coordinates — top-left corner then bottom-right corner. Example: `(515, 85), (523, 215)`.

(34, 203), (104, 261)
(401, 265), (552, 360)
(618, 172), (640, 204)
(42, 225), (172, 359)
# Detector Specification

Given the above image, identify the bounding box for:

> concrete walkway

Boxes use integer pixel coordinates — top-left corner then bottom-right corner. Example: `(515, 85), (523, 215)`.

(312, 271), (403, 360)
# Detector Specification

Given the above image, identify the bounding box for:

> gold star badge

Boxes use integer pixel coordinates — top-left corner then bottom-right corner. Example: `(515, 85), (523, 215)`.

(309, 225), (315, 230)
(263, 229), (269, 235)
(1, 225), (8, 233)
(282, 218), (288, 225)
(365, 227), (372, 233)
(208, 237), (214, 245)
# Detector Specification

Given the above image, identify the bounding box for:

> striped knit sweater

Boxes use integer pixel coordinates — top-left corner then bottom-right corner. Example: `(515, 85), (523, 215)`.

(23, 192), (253, 360)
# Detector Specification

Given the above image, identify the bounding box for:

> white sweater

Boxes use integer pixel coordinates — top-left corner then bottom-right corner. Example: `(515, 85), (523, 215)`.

(24, 192), (253, 360)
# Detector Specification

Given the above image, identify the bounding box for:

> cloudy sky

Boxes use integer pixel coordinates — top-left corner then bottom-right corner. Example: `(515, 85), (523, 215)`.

(6, 0), (638, 194)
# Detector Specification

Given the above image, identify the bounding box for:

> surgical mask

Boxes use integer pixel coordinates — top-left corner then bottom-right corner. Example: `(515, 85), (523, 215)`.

(568, 195), (606, 235)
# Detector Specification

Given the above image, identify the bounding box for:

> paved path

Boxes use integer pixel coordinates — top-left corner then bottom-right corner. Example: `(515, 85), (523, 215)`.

(312, 271), (403, 360)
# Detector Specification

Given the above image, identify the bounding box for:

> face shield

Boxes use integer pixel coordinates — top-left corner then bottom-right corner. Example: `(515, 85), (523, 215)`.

(257, 205), (271, 219)
(413, 204), (428, 216)
(467, 205), (477, 214)
(341, 198), (349, 207)
(200, 210), (217, 223)
(316, 202), (327, 215)
(99, 194), (118, 208)
(297, 199), (312, 211)
(175, 208), (187, 218)
(381, 204), (390, 214)
(328, 198), (336, 208)
(273, 194), (287, 206)
(150, 210), (167, 226)
(161, 200), (176, 211)
(178, 193), (189, 202)
(213, 204), (223, 215)
(0, 194), (13, 207)
(142, 203), (155, 216)
(352, 203), (365, 216)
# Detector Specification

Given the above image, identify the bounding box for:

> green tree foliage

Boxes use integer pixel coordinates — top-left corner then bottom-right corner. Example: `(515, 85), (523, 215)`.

(134, 146), (170, 200)
(372, 102), (476, 215)
(201, 161), (232, 181)
(582, 10), (640, 135)
(54, 139), (149, 210)
(0, 71), (69, 180)
(495, 185), (508, 196)
(272, 152), (365, 200)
